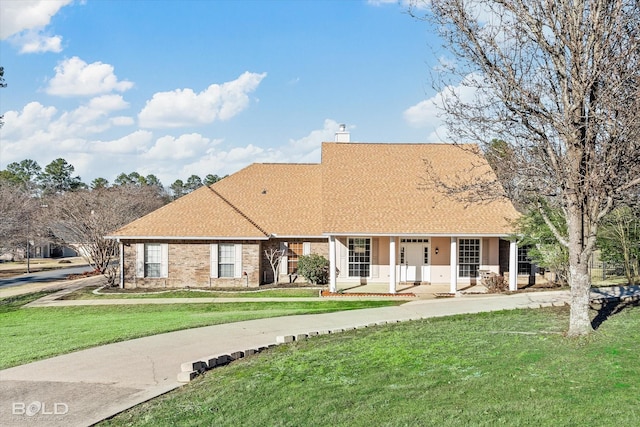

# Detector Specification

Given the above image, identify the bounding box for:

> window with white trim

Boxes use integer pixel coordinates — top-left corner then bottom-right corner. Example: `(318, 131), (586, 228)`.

(518, 246), (532, 276)
(348, 238), (370, 277)
(211, 243), (242, 279)
(218, 244), (235, 278)
(459, 238), (480, 278)
(136, 243), (167, 278)
(287, 242), (303, 274)
(144, 244), (162, 278)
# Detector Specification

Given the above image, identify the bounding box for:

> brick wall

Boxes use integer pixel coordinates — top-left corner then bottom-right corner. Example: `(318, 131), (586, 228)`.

(121, 240), (261, 289)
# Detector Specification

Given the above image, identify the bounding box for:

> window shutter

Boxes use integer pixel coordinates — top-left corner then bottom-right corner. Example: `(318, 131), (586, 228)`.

(210, 244), (219, 278)
(161, 244), (169, 278)
(234, 244), (243, 278)
(136, 244), (144, 278)
(280, 242), (288, 275)
(303, 242), (311, 255)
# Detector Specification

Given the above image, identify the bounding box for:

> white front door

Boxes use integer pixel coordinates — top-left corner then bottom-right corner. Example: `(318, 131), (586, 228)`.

(399, 242), (431, 283)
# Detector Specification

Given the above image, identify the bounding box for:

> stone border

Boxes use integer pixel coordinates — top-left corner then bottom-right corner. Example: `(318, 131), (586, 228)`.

(177, 318), (425, 382)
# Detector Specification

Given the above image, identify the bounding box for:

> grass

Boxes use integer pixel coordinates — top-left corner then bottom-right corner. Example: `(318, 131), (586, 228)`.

(60, 286), (321, 300)
(0, 292), (401, 370)
(102, 303), (640, 427)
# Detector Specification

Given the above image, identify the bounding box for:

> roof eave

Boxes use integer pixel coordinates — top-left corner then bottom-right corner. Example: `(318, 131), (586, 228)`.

(105, 235), (270, 241)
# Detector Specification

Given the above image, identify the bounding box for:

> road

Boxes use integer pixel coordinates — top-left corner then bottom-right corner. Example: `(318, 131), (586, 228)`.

(0, 265), (94, 289)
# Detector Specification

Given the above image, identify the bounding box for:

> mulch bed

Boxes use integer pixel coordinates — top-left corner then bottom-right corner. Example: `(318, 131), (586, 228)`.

(67, 269), (102, 280)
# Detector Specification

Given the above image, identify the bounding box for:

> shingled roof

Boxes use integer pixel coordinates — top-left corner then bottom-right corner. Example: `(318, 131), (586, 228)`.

(321, 143), (519, 235)
(109, 142), (519, 239)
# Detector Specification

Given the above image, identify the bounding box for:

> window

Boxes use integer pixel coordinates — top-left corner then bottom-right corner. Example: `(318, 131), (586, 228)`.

(423, 246), (429, 264)
(136, 243), (167, 278)
(144, 244), (162, 278)
(400, 246), (406, 265)
(218, 244), (235, 278)
(348, 238), (370, 277)
(211, 243), (242, 279)
(459, 239), (480, 278)
(518, 246), (532, 276)
(287, 242), (303, 274)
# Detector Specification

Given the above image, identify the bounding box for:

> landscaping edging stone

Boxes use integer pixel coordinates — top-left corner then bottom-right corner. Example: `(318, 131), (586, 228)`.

(177, 318), (420, 383)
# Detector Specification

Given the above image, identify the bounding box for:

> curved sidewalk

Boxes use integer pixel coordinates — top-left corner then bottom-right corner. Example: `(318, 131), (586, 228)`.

(1, 286), (638, 426)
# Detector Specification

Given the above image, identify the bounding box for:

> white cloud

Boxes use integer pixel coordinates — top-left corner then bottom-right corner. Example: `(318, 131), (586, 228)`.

(91, 130), (154, 155)
(145, 133), (218, 160)
(0, 102), (58, 139)
(14, 31), (63, 53)
(0, 95), (131, 160)
(46, 57), (134, 97)
(110, 116), (135, 127)
(403, 73), (481, 141)
(286, 119), (341, 162)
(0, 0), (74, 53)
(88, 94), (129, 112)
(138, 71), (267, 128)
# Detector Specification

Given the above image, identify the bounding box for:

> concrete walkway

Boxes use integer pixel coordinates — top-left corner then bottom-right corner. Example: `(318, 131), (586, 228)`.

(1, 286), (638, 426)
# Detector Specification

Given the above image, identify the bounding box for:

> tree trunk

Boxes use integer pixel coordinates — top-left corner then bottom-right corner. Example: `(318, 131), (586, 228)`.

(566, 205), (593, 336)
(568, 260), (592, 336)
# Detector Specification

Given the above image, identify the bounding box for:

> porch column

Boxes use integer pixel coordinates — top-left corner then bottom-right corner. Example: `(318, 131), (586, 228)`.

(119, 241), (125, 289)
(509, 239), (518, 291)
(450, 237), (458, 294)
(389, 236), (396, 294)
(329, 236), (337, 293)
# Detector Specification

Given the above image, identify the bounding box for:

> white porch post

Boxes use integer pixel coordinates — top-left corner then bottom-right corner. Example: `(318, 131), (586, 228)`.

(509, 239), (518, 291)
(329, 236), (337, 293)
(119, 241), (125, 289)
(389, 236), (396, 294)
(450, 237), (458, 294)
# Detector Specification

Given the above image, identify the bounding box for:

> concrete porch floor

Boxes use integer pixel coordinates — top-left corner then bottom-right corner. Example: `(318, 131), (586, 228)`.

(337, 283), (461, 298)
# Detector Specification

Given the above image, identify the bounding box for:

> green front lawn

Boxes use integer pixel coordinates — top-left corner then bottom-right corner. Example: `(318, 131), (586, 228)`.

(0, 292), (401, 369)
(103, 303), (640, 426)
(61, 286), (320, 300)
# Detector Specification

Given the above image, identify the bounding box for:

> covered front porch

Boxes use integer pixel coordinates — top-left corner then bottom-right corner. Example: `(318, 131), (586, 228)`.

(327, 235), (519, 295)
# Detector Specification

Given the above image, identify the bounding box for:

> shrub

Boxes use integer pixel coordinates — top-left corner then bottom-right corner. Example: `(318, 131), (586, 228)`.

(482, 275), (508, 293)
(297, 254), (330, 285)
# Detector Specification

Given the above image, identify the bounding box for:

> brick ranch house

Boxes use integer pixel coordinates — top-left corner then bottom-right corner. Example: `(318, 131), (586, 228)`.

(107, 135), (525, 294)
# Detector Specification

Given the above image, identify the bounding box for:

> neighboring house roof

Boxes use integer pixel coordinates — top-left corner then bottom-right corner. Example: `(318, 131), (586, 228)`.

(109, 142), (519, 240)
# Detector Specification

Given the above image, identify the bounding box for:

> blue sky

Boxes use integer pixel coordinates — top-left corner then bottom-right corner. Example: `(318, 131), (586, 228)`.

(0, 0), (456, 186)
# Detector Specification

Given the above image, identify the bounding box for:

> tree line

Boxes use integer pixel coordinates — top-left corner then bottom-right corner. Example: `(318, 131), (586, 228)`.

(0, 157), (226, 285)
(0, 158), (225, 199)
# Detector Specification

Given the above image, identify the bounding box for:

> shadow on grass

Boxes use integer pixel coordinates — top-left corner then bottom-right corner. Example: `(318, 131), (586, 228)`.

(591, 298), (640, 330)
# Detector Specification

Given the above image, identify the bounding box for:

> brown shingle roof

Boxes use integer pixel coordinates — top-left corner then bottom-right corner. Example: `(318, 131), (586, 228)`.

(211, 163), (323, 237)
(109, 163), (323, 239)
(110, 142), (519, 239)
(321, 143), (519, 235)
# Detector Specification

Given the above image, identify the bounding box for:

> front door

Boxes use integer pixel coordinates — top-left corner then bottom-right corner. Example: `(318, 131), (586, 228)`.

(399, 241), (431, 283)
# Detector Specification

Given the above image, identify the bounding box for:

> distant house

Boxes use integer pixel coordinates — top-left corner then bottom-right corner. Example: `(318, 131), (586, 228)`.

(107, 132), (522, 293)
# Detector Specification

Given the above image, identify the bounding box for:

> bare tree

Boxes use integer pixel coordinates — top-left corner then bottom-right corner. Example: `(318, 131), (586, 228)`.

(416, 0), (640, 335)
(0, 181), (40, 257)
(47, 186), (166, 285)
(264, 248), (285, 284)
